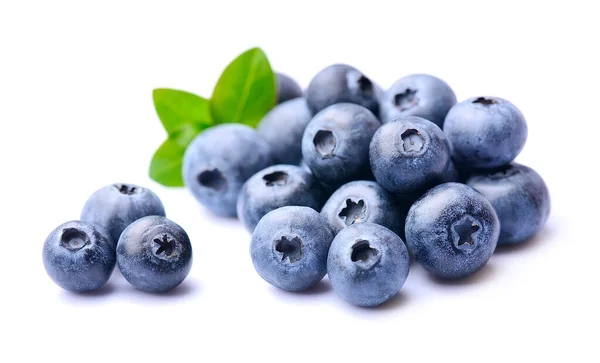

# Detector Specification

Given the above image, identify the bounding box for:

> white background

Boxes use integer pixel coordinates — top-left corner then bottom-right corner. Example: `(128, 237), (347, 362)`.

(1, 1), (598, 362)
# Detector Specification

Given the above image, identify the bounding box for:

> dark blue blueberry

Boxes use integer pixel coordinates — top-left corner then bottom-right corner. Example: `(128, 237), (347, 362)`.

(321, 180), (406, 236)
(183, 124), (274, 217)
(466, 163), (550, 245)
(237, 164), (326, 232)
(327, 223), (410, 307)
(117, 216), (193, 293)
(276, 72), (303, 104)
(380, 74), (456, 128)
(81, 183), (166, 246)
(405, 183), (499, 279)
(302, 103), (381, 187)
(257, 98), (312, 165)
(306, 64), (380, 116)
(444, 97), (528, 169)
(370, 116), (450, 195)
(250, 206), (335, 292)
(43, 221), (116, 292)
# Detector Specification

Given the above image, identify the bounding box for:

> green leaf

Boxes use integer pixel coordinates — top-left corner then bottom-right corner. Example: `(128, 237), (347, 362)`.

(153, 88), (213, 135)
(150, 89), (213, 186)
(149, 124), (201, 187)
(211, 47), (276, 127)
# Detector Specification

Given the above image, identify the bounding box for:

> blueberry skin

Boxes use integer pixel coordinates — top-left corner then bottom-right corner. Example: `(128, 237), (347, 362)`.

(327, 223), (410, 307)
(380, 74), (457, 128)
(43, 221), (116, 292)
(237, 164), (326, 232)
(321, 180), (406, 236)
(81, 183), (166, 246)
(466, 163), (550, 245)
(370, 116), (450, 195)
(306, 64), (379, 116)
(257, 98), (312, 165)
(405, 183), (500, 279)
(302, 103), (381, 187)
(444, 97), (528, 169)
(276, 72), (303, 104)
(250, 206), (335, 292)
(117, 216), (193, 293)
(183, 124), (274, 217)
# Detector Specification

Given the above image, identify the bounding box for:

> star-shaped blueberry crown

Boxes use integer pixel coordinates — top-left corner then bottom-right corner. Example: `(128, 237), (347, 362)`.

(153, 234), (175, 256)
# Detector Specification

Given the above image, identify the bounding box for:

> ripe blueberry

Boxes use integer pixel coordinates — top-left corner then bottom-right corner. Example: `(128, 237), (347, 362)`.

(117, 216), (193, 293)
(444, 97), (528, 169)
(327, 223), (410, 307)
(257, 98), (312, 165)
(467, 163), (550, 245)
(306, 64), (380, 116)
(380, 74), (456, 128)
(81, 183), (165, 246)
(43, 221), (116, 292)
(237, 164), (326, 232)
(276, 72), (303, 104)
(183, 124), (274, 217)
(320, 180), (406, 236)
(302, 103), (381, 188)
(370, 116), (450, 195)
(250, 206), (335, 292)
(405, 183), (500, 279)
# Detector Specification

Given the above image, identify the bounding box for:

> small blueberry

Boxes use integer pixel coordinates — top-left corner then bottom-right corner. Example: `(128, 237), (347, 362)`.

(43, 221), (116, 292)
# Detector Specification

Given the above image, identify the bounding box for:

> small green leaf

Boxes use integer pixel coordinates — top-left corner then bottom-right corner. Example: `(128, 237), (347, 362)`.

(149, 125), (201, 187)
(211, 47), (276, 127)
(153, 88), (213, 135)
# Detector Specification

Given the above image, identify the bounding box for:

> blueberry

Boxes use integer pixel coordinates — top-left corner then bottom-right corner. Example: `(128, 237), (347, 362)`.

(250, 206), (335, 292)
(321, 180), (406, 236)
(405, 183), (499, 279)
(257, 98), (312, 165)
(327, 223), (410, 307)
(466, 163), (550, 245)
(237, 164), (326, 232)
(276, 72), (303, 104)
(183, 124), (274, 217)
(81, 183), (166, 245)
(380, 74), (456, 128)
(306, 64), (379, 116)
(117, 216), (193, 293)
(43, 221), (116, 292)
(444, 97), (528, 169)
(302, 103), (381, 187)
(370, 116), (450, 195)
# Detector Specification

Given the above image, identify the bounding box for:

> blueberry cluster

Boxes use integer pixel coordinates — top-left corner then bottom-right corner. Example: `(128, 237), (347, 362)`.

(43, 183), (192, 293)
(183, 64), (550, 307)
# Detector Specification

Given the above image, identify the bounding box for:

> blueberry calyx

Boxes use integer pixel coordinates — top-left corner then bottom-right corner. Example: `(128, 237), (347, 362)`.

(114, 184), (138, 195)
(400, 129), (425, 153)
(452, 215), (481, 249)
(153, 234), (176, 257)
(357, 75), (373, 92)
(394, 88), (419, 111)
(338, 199), (367, 226)
(346, 70), (374, 95)
(263, 171), (288, 187)
(472, 97), (497, 106)
(275, 236), (304, 263)
(60, 228), (90, 251)
(350, 239), (380, 269)
(313, 130), (336, 159)
(197, 169), (227, 191)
